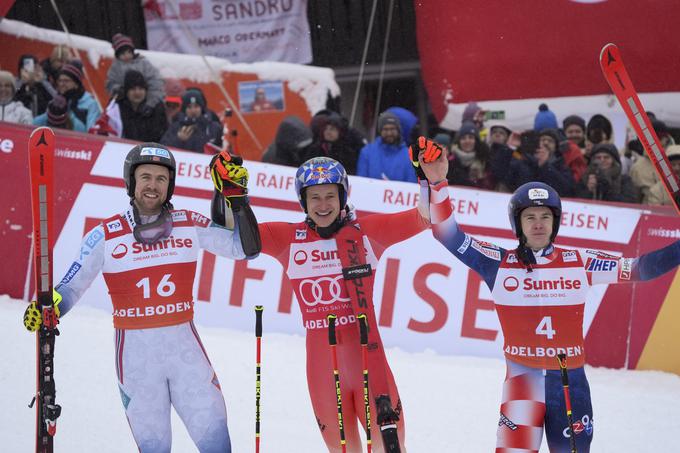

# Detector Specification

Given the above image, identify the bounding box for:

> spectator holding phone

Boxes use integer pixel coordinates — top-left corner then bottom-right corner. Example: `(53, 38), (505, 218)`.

(160, 88), (222, 153)
(14, 54), (56, 117)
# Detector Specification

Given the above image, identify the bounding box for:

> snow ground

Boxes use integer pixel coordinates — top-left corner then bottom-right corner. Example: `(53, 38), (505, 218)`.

(2, 296), (679, 452)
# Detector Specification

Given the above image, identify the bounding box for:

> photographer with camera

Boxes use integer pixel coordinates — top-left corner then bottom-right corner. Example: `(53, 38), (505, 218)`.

(576, 143), (639, 203)
(161, 88), (222, 153)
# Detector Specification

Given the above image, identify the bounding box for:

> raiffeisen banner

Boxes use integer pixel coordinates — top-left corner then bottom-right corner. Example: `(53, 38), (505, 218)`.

(144, 0), (312, 63)
(414, 0), (680, 135)
(2, 123), (679, 375)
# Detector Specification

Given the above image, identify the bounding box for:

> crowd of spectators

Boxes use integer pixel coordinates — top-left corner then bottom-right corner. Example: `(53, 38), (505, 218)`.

(1, 39), (678, 208)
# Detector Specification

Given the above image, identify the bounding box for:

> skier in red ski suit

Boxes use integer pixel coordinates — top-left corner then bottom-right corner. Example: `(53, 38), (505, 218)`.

(212, 155), (430, 452)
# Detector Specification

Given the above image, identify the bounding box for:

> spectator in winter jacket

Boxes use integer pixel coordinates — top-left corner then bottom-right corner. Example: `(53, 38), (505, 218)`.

(446, 121), (495, 190)
(647, 145), (680, 206)
(310, 109), (366, 157)
(576, 143), (638, 203)
(33, 94), (86, 132)
(160, 88), (222, 153)
(505, 129), (574, 197)
(106, 34), (165, 107)
(356, 111), (416, 182)
(629, 119), (675, 203)
(0, 69), (32, 125)
(38, 61), (101, 131)
(261, 115), (312, 167)
(462, 101), (487, 142)
(13, 54), (56, 117)
(163, 78), (185, 124)
(304, 111), (359, 174)
(541, 128), (587, 184)
(386, 106), (419, 147)
(485, 121), (515, 192)
(117, 70), (167, 142)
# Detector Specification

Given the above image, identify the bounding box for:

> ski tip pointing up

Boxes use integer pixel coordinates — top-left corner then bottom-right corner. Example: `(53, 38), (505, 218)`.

(28, 126), (55, 149)
(599, 43), (619, 70)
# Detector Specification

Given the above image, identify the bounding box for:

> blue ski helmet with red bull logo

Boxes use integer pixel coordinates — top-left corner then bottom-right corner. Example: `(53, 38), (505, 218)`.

(508, 181), (562, 242)
(295, 157), (349, 212)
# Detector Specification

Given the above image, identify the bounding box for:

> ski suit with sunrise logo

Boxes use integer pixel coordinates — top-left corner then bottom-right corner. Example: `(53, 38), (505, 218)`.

(427, 181), (680, 453)
(259, 204), (429, 453)
(51, 206), (248, 453)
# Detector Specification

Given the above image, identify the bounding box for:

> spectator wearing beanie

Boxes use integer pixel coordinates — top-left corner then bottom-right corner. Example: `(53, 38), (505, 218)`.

(647, 145), (680, 206)
(116, 70), (167, 142)
(163, 78), (185, 123)
(445, 121), (496, 190)
(52, 60), (101, 130)
(563, 114), (586, 149)
(14, 54), (56, 117)
(357, 110), (416, 182)
(41, 45), (71, 89)
(485, 121), (515, 192)
(106, 33), (165, 107)
(0, 69), (33, 125)
(33, 94), (86, 132)
(533, 103), (558, 131)
(462, 101), (488, 142)
(585, 113), (613, 158)
(160, 88), (222, 153)
(576, 143), (638, 203)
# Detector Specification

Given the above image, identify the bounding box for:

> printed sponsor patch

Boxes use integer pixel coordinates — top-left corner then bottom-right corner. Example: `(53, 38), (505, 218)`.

(528, 188), (549, 200)
(471, 239), (501, 261)
(59, 262), (81, 285)
(506, 253), (518, 264)
(342, 264), (372, 280)
(106, 219), (123, 233)
(619, 257), (633, 280)
(295, 229), (307, 240)
(457, 234), (471, 254)
(171, 211), (187, 222)
(190, 211), (210, 227)
(85, 229), (104, 248)
(140, 147), (170, 159)
(586, 249), (618, 259)
(585, 257), (617, 272)
(562, 250), (578, 263)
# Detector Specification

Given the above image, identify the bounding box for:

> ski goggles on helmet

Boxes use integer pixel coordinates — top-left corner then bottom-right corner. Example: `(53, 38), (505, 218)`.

(132, 207), (173, 244)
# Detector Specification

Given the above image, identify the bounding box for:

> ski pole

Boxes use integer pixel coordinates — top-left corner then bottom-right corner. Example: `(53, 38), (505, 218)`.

(255, 306), (263, 453)
(357, 314), (372, 453)
(557, 354), (578, 453)
(328, 314), (347, 453)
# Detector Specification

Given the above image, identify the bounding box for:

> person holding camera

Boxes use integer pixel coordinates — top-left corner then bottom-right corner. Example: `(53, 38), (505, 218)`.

(161, 89), (222, 153)
(14, 54), (56, 117)
(576, 143), (639, 203)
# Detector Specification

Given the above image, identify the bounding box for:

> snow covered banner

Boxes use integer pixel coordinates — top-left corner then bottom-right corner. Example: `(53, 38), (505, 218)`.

(2, 123), (679, 374)
(144, 0), (312, 63)
(414, 0), (680, 132)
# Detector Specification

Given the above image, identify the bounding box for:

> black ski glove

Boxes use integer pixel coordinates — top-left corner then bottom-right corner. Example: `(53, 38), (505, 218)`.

(375, 394), (400, 425)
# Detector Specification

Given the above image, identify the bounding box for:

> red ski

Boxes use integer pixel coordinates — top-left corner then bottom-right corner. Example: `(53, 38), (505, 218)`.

(28, 126), (61, 453)
(599, 43), (680, 214)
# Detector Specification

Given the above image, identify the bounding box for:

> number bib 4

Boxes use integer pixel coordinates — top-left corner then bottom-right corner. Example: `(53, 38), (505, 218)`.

(101, 213), (199, 329)
(491, 248), (590, 369)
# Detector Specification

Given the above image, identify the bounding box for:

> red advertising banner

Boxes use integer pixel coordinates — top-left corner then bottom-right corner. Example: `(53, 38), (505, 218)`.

(414, 1), (680, 130)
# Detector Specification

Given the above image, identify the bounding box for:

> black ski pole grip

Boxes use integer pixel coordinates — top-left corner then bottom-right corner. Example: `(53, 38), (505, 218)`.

(255, 306), (263, 338)
(358, 313), (368, 346)
(328, 314), (337, 346)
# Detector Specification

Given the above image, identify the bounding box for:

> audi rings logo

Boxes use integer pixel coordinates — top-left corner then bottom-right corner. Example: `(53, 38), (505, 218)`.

(503, 276), (520, 292)
(294, 250), (308, 265)
(298, 275), (351, 306)
(112, 243), (128, 259)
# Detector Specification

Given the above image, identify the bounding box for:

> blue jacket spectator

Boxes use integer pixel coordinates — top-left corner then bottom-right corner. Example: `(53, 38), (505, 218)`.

(386, 106), (419, 146)
(50, 61), (101, 130)
(33, 94), (87, 132)
(356, 111), (416, 182)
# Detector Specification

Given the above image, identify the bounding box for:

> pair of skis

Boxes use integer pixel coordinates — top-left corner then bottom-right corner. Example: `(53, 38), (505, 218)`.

(328, 313), (400, 453)
(27, 127), (61, 453)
